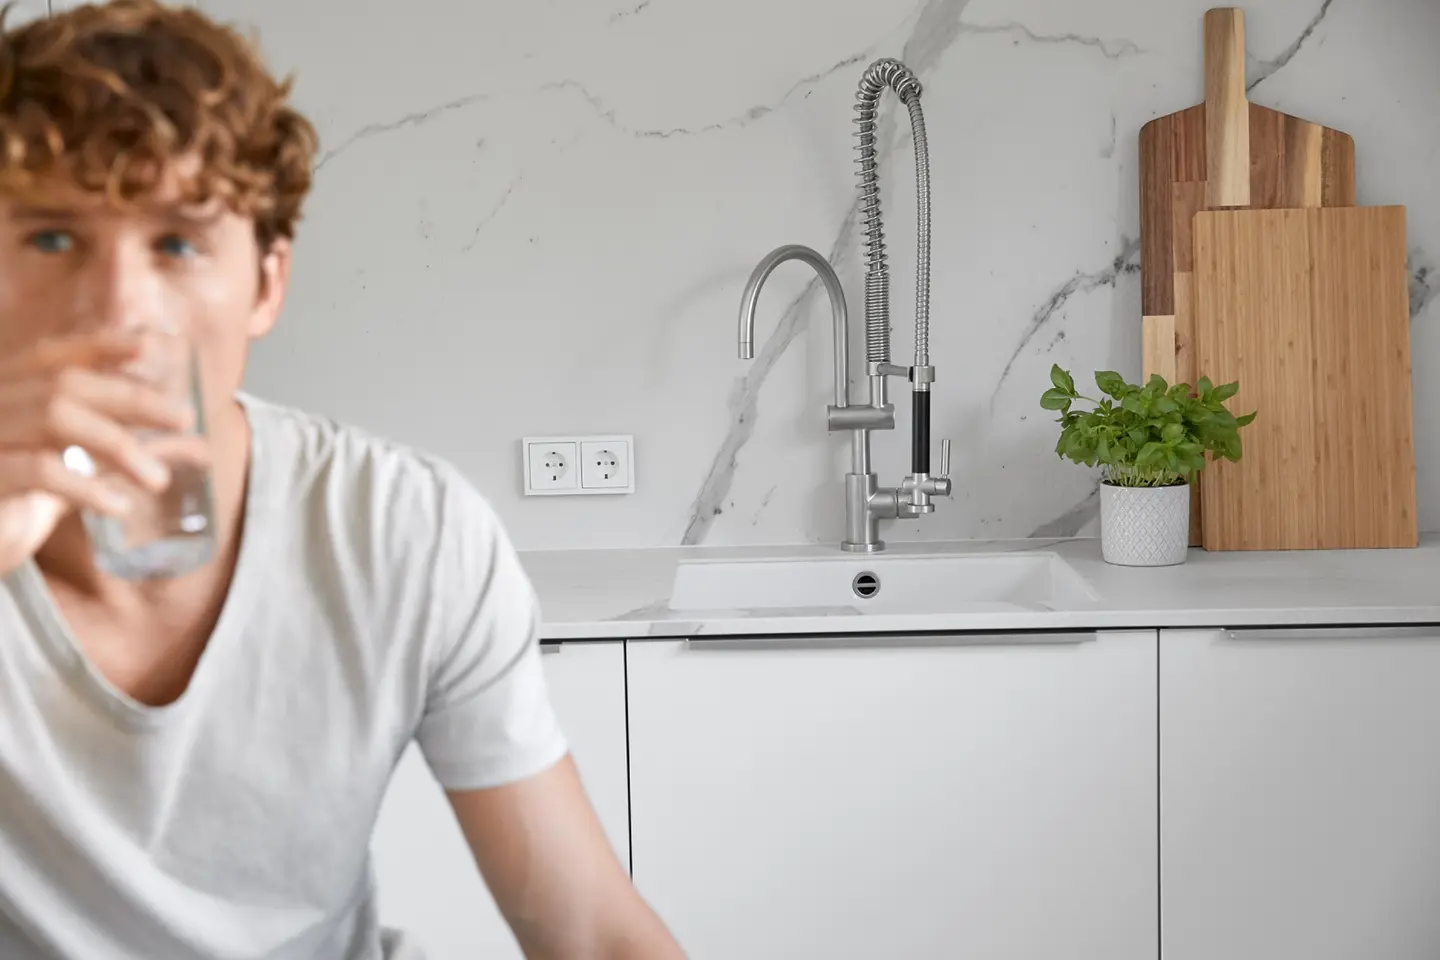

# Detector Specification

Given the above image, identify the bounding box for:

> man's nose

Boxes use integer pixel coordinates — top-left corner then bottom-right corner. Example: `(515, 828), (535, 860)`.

(73, 242), (166, 332)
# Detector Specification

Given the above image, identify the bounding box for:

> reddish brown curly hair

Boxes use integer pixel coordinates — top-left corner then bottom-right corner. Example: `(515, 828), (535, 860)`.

(0, 0), (317, 249)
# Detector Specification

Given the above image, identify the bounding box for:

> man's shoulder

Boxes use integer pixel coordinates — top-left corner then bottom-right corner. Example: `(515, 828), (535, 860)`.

(241, 392), (503, 553)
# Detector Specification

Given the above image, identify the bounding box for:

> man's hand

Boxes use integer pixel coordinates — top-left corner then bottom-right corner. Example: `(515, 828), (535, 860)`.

(448, 755), (685, 959)
(0, 330), (188, 577)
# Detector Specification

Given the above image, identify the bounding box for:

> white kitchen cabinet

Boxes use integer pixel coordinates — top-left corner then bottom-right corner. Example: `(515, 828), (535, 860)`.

(369, 641), (630, 960)
(1161, 625), (1440, 960)
(628, 631), (1158, 960)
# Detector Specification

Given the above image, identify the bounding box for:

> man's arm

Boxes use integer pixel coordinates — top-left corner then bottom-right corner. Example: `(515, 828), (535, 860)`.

(448, 756), (685, 960)
(416, 468), (680, 956)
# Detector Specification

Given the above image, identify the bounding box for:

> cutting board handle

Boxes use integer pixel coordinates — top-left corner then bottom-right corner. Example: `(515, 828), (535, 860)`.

(1205, 7), (1250, 206)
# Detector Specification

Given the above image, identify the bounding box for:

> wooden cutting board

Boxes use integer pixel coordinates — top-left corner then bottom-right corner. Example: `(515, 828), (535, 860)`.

(1139, 6), (1357, 544)
(1192, 205), (1417, 551)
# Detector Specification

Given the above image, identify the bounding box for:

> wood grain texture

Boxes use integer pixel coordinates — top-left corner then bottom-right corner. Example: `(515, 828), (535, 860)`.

(1322, 128), (1357, 206)
(1140, 107), (1207, 319)
(1172, 106), (1207, 184)
(1142, 104), (1358, 318)
(1140, 108), (1358, 314)
(1204, 8), (1250, 207)
(1171, 182), (1207, 277)
(1288, 120), (1322, 207)
(1192, 206), (1417, 551)
(1171, 272), (1197, 411)
(1249, 107), (1334, 208)
(1139, 115), (1177, 317)
(1172, 271), (1202, 544)
(1142, 316), (1177, 385)
(1138, 7), (1359, 547)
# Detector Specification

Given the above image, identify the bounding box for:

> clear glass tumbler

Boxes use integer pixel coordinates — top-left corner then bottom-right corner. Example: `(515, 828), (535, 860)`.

(69, 326), (217, 580)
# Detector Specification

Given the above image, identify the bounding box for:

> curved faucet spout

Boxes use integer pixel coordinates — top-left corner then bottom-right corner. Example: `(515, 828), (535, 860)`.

(737, 244), (850, 411)
(729, 58), (947, 555)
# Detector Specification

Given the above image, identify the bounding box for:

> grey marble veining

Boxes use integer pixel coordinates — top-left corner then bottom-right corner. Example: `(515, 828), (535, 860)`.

(196, 0), (1440, 551)
(1028, 481), (1101, 539)
(1245, 0), (1335, 92)
(1411, 257), (1437, 320)
(955, 21), (1144, 60)
(988, 237), (1141, 411)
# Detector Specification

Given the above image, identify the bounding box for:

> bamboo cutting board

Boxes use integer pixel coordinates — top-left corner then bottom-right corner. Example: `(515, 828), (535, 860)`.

(1139, 6), (1356, 544)
(1192, 206), (1417, 551)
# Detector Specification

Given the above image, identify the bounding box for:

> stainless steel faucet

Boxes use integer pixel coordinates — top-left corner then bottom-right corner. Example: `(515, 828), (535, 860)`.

(737, 58), (950, 553)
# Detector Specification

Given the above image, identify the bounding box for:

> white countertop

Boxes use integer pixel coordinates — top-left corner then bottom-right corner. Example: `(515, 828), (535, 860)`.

(519, 535), (1440, 640)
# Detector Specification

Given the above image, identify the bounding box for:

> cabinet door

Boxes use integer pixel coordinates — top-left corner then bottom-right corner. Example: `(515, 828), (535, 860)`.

(1161, 626), (1440, 960)
(628, 631), (1158, 960)
(370, 641), (630, 959)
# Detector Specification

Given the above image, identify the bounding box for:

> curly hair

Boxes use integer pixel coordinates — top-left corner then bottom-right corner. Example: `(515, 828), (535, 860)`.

(0, 0), (317, 248)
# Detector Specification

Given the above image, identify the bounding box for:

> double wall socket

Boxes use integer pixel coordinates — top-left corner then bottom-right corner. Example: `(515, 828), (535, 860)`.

(523, 435), (635, 496)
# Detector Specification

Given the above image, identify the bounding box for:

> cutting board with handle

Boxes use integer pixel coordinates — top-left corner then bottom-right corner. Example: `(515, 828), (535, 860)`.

(1191, 205), (1417, 550)
(1138, 6), (1356, 544)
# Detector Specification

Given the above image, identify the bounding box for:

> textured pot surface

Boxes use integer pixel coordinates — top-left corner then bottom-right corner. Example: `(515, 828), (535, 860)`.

(1100, 483), (1191, 566)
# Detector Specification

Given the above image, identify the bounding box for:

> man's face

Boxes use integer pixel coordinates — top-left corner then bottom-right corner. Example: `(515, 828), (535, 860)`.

(0, 163), (290, 422)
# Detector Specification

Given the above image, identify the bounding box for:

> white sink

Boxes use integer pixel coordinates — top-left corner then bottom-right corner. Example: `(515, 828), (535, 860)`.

(668, 552), (1096, 615)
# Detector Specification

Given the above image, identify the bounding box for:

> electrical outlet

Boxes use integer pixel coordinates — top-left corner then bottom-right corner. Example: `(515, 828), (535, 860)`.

(580, 437), (633, 492)
(523, 434), (634, 496)
(523, 439), (578, 495)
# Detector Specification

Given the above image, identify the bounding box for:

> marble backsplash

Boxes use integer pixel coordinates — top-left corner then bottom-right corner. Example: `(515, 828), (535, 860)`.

(58, 0), (1439, 550)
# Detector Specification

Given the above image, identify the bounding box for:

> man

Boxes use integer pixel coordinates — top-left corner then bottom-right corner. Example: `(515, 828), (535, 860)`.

(0, 1), (685, 957)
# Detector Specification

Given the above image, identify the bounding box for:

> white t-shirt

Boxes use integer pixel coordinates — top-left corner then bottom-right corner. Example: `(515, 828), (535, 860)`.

(0, 393), (568, 959)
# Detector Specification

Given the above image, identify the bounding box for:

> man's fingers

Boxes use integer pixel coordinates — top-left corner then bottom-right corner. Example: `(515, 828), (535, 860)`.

(0, 369), (191, 445)
(3, 330), (146, 376)
(0, 451), (132, 516)
(0, 332), (200, 514)
(0, 395), (171, 493)
(141, 433), (211, 471)
(57, 367), (193, 433)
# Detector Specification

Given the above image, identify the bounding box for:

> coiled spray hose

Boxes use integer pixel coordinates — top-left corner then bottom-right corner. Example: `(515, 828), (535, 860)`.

(854, 58), (933, 474)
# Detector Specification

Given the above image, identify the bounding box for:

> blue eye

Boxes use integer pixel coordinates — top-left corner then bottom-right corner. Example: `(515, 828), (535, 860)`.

(157, 234), (196, 257)
(28, 230), (73, 253)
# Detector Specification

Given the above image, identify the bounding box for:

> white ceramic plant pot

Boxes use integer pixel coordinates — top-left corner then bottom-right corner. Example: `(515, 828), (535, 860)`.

(1100, 482), (1190, 567)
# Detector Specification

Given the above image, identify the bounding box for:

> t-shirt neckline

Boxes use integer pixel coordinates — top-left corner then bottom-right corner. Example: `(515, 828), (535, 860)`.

(13, 393), (276, 732)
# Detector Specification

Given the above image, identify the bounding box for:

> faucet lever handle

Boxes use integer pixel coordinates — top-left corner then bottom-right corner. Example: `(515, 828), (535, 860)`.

(939, 438), (951, 478)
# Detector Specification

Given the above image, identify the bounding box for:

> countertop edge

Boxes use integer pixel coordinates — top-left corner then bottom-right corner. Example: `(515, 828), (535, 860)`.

(540, 605), (1440, 641)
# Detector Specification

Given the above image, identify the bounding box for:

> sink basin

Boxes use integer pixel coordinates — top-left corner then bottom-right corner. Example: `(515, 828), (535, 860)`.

(668, 552), (1096, 615)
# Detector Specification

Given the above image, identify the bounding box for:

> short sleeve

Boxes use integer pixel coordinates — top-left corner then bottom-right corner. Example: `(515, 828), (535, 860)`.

(414, 471), (568, 791)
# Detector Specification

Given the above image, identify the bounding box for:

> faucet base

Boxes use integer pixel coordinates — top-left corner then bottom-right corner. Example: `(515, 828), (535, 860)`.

(842, 473), (885, 554)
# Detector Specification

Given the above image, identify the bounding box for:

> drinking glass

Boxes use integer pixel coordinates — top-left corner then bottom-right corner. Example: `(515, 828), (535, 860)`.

(67, 324), (217, 579)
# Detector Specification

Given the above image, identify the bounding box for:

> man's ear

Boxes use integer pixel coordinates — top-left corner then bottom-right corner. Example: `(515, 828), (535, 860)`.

(249, 238), (292, 339)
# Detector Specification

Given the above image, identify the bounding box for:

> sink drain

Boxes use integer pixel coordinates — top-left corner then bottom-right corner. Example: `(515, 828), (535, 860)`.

(851, 571), (881, 600)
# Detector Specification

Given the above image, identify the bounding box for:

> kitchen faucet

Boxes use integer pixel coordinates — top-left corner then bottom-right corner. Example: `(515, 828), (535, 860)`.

(737, 57), (950, 553)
